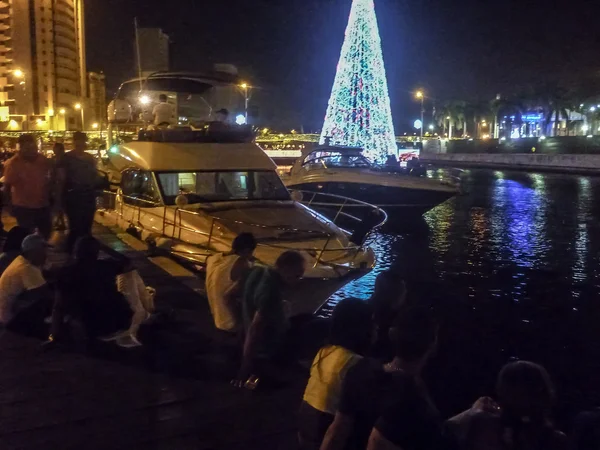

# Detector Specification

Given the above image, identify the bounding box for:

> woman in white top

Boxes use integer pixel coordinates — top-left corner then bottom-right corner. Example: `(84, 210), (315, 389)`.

(205, 233), (257, 332)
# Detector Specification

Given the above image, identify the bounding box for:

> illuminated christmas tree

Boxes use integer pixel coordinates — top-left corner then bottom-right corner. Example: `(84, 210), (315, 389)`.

(320, 0), (396, 162)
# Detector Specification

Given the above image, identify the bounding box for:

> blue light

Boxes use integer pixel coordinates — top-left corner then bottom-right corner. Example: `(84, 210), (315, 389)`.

(109, 145), (119, 154)
(414, 119), (423, 130)
(319, 0), (396, 163)
(235, 114), (247, 125)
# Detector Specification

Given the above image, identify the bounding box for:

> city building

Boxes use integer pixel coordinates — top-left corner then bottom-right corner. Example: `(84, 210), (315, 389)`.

(0, 0), (87, 131)
(135, 28), (169, 77)
(87, 71), (106, 128)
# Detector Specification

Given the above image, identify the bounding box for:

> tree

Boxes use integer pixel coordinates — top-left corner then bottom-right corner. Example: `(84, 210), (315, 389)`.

(529, 84), (574, 136)
(320, 0), (396, 162)
(490, 97), (523, 138)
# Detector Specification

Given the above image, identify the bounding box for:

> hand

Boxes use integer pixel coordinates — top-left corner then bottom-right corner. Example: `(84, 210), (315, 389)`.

(472, 396), (501, 414)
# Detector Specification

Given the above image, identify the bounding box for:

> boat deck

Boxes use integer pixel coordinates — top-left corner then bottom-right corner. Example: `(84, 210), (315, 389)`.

(0, 216), (315, 449)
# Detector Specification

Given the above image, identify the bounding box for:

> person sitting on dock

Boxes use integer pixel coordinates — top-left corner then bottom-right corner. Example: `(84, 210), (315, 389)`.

(0, 234), (53, 337)
(49, 237), (135, 345)
(369, 271), (407, 359)
(446, 360), (567, 450)
(206, 232), (257, 333)
(320, 307), (443, 450)
(234, 250), (306, 389)
(0, 226), (30, 275)
(298, 298), (374, 449)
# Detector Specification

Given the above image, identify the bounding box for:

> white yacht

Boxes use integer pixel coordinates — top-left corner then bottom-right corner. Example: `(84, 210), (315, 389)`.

(98, 73), (383, 315)
(283, 146), (460, 221)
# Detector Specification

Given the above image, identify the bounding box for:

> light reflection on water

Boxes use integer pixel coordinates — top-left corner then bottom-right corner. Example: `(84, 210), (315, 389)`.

(325, 168), (600, 415)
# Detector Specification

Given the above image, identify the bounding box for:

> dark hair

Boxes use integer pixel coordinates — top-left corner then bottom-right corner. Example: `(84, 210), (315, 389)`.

(2, 226), (29, 252)
(74, 236), (100, 262)
(159, 94), (168, 102)
(497, 361), (555, 423)
(18, 134), (35, 145)
(73, 131), (87, 142)
(232, 232), (257, 254)
(329, 298), (373, 355)
(275, 250), (305, 270)
(391, 307), (437, 362)
(371, 270), (406, 308)
(53, 142), (65, 154)
(216, 108), (229, 116)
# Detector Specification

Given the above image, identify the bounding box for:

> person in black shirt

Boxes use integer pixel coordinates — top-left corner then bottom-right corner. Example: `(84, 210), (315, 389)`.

(320, 307), (445, 450)
(56, 132), (100, 253)
(49, 236), (133, 344)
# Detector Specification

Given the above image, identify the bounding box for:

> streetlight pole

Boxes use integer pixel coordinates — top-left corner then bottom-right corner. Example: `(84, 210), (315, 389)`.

(74, 103), (84, 130)
(415, 91), (424, 140)
(240, 83), (249, 123)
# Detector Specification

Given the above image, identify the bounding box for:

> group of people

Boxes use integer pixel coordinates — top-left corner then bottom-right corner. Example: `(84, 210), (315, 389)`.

(205, 233), (600, 450)
(0, 132), (149, 347)
(205, 232), (306, 387)
(1, 132), (100, 252)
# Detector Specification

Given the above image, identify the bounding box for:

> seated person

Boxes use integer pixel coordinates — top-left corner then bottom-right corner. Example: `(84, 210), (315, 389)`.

(50, 236), (134, 342)
(0, 234), (53, 336)
(206, 233), (257, 333)
(0, 226), (30, 275)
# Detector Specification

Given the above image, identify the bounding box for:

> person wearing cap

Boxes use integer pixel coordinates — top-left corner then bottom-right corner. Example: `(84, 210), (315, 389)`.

(56, 132), (99, 253)
(2, 134), (52, 238)
(0, 234), (52, 332)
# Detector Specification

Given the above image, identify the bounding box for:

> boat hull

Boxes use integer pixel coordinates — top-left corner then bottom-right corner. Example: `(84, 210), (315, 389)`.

(287, 181), (456, 221)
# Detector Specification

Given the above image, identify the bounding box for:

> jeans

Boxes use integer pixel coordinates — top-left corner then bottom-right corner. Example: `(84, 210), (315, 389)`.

(11, 206), (52, 238)
(65, 190), (97, 253)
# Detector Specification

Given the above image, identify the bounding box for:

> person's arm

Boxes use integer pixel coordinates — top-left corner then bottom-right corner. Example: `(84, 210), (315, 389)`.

(2, 160), (14, 207)
(320, 412), (355, 450)
(54, 164), (67, 212)
(235, 309), (267, 385)
(367, 429), (403, 450)
(223, 258), (251, 308)
(98, 241), (133, 273)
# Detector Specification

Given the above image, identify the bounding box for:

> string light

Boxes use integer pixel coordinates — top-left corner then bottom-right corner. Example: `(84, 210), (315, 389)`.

(320, 0), (396, 162)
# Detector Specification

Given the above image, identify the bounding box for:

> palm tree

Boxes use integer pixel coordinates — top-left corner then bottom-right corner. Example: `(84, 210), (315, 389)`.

(490, 97), (523, 138)
(530, 84), (574, 136)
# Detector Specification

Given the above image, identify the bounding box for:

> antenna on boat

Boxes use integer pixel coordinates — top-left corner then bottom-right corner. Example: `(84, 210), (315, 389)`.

(134, 17), (143, 92)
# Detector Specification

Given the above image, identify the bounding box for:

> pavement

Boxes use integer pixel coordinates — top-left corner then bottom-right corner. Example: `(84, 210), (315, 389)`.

(0, 213), (313, 450)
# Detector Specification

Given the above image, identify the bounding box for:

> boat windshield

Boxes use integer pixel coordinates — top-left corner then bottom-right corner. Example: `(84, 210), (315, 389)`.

(303, 152), (372, 170)
(157, 170), (291, 204)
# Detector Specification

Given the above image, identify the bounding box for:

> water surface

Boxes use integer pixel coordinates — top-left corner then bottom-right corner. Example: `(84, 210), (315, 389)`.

(328, 168), (600, 420)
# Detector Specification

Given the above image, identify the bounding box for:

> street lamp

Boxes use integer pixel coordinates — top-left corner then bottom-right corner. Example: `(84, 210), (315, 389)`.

(239, 82), (250, 124)
(74, 103), (84, 130)
(13, 69), (24, 79)
(415, 90), (424, 140)
(92, 122), (99, 129)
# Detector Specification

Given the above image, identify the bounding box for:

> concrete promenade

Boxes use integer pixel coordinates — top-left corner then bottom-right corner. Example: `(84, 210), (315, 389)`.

(0, 215), (308, 450)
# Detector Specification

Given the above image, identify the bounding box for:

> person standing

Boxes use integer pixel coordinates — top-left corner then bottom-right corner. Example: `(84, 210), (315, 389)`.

(152, 94), (174, 127)
(205, 232), (257, 333)
(51, 142), (66, 231)
(2, 134), (52, 238)
(56, 132), (99, 253)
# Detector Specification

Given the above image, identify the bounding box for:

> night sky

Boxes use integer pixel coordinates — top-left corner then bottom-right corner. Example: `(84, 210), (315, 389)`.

(86, 0), (600, 132)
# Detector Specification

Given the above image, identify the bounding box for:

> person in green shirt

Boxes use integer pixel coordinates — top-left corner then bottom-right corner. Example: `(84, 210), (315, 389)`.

(234, 250), (306, 389)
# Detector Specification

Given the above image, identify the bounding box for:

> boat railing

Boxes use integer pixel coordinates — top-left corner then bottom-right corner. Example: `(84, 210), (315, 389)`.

(293, 189), (388, 227)
(98, 190), (382, 269)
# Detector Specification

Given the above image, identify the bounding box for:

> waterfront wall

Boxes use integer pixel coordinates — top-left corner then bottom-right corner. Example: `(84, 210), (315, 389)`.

(423, 136), (600, 155)
(421, 152), (600, 173)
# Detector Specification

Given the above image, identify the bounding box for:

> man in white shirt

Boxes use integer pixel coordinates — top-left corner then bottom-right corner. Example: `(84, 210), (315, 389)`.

(0, 234), (51, 331)
(152, 94), (174, 127)
(205, 233), (257, 333)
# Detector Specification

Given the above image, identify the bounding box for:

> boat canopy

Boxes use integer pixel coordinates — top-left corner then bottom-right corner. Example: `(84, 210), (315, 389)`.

(109, 141), (277, 172)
